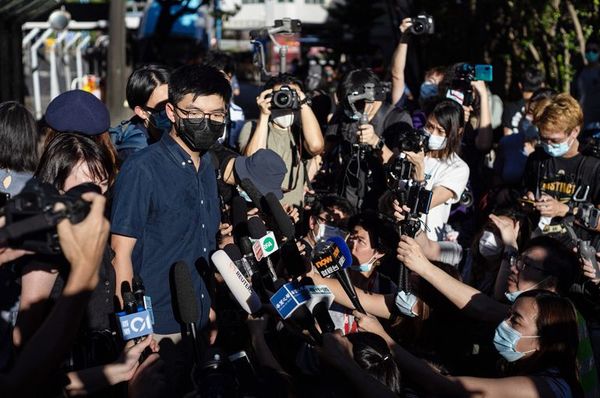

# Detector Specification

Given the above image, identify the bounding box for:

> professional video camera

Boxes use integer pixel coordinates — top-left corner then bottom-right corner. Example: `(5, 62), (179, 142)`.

(0, 179), (99, 255)
(271, 85), (301, 110)
(448, 63), (493, 106)
(410, 14), (434, 35)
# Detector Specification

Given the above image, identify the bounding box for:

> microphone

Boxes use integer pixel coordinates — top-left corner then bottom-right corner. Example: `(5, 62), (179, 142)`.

(231, 195), (250, 245)
(132, 275), (145, 310)
(117, 281), (153, 341)
(301, 277), (335, 334)
(211, 249), (262, 314)
(246, 216), (278, 290)
(224, 243), (253, 279)
(264, 192), (309, 278)
(312, 236), (366, 313)
(239, 178), (266, 213)
(270, 280), (322, 344)
(172, 261), (202, 364)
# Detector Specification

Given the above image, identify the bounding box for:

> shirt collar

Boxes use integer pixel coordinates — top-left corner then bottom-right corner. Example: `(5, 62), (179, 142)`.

(160, 133), (210, 172)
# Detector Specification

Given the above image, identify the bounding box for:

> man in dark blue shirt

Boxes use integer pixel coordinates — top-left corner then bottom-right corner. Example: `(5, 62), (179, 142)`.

(110, 64), (231, 339)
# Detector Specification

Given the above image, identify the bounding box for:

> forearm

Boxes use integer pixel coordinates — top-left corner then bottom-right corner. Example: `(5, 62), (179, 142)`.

(475, 93), (493, 152)
(380, 144), (394, 165)
(391, 43), (408, 105)
(65, 363), (126, 396)
(244, 116), (270, 156)
(300, 105), (324, 155)
(250, 334), (285, 373)
(112, 254), (133, 305)
(421, 261), (506, 322)
(311, 273), (392, 318)
(387, 339), (468, 396)
(7, 269), (94, 395)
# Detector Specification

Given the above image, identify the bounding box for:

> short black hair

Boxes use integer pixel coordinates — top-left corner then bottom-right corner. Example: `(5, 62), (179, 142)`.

(0, 101), (39, 172)
(336, 68), (381, 106)
(168, 64), (232, 107)
(521, 67), (545, 92)
(35, 132), (115, 190)
(204, 51), (236, 77)
(126, 65), (170, 110)
(523, 236), (578, 295)
(262, 73), (303, 92)
(348, 211), (397, 255)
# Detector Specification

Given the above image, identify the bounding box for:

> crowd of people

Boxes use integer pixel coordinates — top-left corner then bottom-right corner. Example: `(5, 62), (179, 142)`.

(0, 18), (599, 398)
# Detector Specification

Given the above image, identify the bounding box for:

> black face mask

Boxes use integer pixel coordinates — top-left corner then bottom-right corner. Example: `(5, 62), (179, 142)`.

(175, 117), (224, 152)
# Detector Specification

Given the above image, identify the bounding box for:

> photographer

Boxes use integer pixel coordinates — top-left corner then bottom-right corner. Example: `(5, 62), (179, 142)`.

(523, 93), (600, 243)
(402, 99), (470, 241)
(326, 69), (413, 210)
(238, 74), (324, 207)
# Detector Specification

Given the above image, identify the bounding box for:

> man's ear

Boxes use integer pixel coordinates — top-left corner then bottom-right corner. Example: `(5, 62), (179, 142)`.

(134, 105), (148, 121)
(571, 126), (581, 138)
(166, 103), (177, 124)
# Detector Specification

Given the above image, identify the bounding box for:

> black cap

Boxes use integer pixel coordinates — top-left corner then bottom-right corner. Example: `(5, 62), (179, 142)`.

(45, 90), (110, 136)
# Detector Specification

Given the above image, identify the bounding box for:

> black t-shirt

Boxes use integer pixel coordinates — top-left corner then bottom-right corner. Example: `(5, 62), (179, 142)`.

(325, 103), (413, 209)
(523, 150), (600, 204)
(501, 99), (526, 134)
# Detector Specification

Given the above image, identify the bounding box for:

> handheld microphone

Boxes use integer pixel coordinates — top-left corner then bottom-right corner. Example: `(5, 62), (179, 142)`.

(172, 261), (202, 364)
(211, 249), (262, 314)
(132, 275), (145, 310)
(301, 277), (335, 334)
(264, 192), (309, 278)
(117, 281), (153, 341)
(231, 195), (250, 245)
(312, 236), (366, 313)
(239, 178), (266, 213)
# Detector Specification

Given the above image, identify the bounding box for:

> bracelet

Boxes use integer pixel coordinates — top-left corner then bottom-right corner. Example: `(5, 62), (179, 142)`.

(300, 96), (312, 107)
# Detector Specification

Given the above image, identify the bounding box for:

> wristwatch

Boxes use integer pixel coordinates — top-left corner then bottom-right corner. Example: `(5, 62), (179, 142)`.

(300, 96), (312, 107)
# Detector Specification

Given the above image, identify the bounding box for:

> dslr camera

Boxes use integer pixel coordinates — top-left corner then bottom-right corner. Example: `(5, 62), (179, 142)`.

(448, 63), (493, 106)
(410, 14), (434, 35)
(271, 85), (301, 110)
(396, 128), (429, 153)
(574, 202), (600, 230)
(0, 179), (99, 255)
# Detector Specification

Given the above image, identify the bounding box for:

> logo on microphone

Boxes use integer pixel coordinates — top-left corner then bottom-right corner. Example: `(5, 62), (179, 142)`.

(252, 231), (279, 261)
(118, 310), (153, 340)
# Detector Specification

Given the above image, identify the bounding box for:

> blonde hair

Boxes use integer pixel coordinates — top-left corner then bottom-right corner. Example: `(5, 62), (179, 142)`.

(532, 93), (583, 134)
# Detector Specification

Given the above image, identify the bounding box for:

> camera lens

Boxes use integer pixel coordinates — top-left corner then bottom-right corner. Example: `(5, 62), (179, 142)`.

(274, 92), (290, 108)
(413, 22), (424, 33)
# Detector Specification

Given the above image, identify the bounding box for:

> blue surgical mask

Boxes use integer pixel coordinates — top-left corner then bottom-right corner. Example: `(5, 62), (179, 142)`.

(542, 136), (573, 157)
(395, 290), (418, 318)
(504, 277), (550, 303)
(586, 50), (599, 64)
(351, 254), (377, 273)
(493, 320), (538, 362)
(149, 109), (172, 135)
(420, 82), (438, 101)
(237, 187), (252, 203)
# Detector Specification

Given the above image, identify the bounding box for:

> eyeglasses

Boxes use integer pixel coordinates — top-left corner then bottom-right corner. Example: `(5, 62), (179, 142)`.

(510, 255), (547, 274)
(172, 104), (227, 125)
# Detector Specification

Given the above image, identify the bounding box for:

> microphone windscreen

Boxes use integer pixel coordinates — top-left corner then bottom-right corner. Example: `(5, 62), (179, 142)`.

(172, 261), (199, 324)
(231, 195), (249, 239)
(224, 243), (243, 262)
(211, 250), (262, 314)
(121, 281), (132, 297)
(239, 178), (265, 212)
(247, 216), (268, 239)
(264, 192), (295, 240)
(239, 236), (254, 256)
(122, 291), (137, 314)
(327, 236), (352, 269)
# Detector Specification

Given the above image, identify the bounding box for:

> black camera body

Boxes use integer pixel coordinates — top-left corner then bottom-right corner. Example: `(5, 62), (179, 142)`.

(410, 14), (434, 35)
(396, 128), (429, 153)
(0, 179), (99, 255)
(271, 85), (301, 110)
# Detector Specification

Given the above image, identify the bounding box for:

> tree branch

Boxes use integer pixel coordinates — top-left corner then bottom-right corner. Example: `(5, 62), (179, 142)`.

(566, 0), (587, 65)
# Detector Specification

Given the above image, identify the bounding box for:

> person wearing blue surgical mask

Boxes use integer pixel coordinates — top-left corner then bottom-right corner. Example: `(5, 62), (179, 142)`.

(110, 65), (171, 163)
(403, 99), (470, 241)
(352, 289), (582, 397)
(346, 213), (397, 295)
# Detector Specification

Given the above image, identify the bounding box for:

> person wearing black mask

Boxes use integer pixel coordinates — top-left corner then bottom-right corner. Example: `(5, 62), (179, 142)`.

(110, 64), (230, 396)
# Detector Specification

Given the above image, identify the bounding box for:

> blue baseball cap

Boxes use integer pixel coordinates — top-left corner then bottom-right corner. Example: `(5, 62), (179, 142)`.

(45, 90), (110, 136)
(234, 149), (287, 199)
